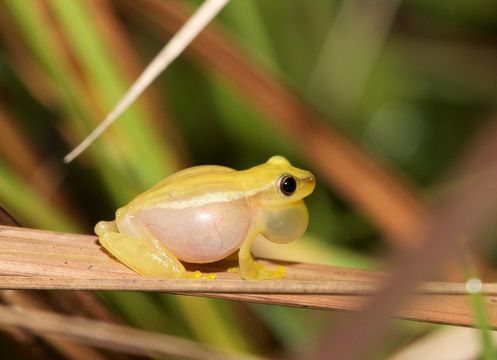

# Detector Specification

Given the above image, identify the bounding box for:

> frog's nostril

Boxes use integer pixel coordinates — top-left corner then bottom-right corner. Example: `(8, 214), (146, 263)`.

(303, 174), (315, 184)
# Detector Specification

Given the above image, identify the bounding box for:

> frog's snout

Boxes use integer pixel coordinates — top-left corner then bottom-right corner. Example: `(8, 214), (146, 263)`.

(303, 174), (315, 184)
(299, 173), (316, 197)
(302, 173), (316, 189)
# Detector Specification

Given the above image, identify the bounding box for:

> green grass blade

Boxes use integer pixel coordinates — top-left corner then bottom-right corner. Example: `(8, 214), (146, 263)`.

(48, 0), (175, 188)
(0, 159), (77, 232)
(170, 295), (252, 352)
(461, 251), (496, 359)
(469, 288), (496, 360)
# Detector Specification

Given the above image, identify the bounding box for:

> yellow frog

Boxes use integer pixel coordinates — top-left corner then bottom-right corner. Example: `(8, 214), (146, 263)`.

(95, 156), (315, 279)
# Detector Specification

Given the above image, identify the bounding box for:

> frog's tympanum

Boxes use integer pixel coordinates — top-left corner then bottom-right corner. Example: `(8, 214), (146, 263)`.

(95, 156), (315, 279)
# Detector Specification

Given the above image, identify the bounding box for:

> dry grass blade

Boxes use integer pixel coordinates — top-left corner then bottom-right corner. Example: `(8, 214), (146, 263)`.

(313, 120), (497, 359)
(0, 206), (119, 359)
(0, 291), (107, 360)
(390, 327), (497, 360)
(0, 225), (496, 329)
(0, 304), (257, 360)
(0, 107), (80, 227)
(1, 275), (497, 297)
(0, 206), (20, 227)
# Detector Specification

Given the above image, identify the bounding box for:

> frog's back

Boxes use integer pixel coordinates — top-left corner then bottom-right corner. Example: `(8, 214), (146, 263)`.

(128, 165), (244, 209)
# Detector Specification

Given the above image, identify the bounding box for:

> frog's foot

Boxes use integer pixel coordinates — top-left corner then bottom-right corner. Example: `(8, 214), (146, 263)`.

(237, 259), (285, 280)
(95, 221), (186, 278)
(185, 270), (217, 280)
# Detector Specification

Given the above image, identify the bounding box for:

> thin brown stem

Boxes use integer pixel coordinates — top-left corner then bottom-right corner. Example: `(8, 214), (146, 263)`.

(0, 276), (494, 296)
(0, 225), (496, 329)
(0, 304), (258, 360)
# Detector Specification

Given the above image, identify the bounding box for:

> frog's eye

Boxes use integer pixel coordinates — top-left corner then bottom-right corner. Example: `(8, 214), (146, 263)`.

(278, 174), (297, 196)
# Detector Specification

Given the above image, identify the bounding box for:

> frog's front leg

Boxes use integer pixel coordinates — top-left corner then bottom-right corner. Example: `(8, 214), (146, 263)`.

(95, 220), (190, 278)
(238, 229), (285, 280)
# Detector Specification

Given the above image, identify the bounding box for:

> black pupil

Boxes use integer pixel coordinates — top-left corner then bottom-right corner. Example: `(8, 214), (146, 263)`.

(280, 175), (297, 196)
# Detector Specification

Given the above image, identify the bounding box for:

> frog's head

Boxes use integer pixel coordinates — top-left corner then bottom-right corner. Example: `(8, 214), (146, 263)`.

(247, 155), (315, 206)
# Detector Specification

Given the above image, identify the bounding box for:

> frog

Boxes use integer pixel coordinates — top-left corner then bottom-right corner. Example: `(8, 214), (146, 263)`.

(95, 155), (315, 280)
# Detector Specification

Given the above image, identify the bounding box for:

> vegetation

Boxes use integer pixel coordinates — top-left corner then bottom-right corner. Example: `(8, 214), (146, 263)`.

(0, 0), (496, 358)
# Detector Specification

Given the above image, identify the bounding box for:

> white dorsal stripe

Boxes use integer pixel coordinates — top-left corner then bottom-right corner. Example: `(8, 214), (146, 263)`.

(153, 185), (274, 209)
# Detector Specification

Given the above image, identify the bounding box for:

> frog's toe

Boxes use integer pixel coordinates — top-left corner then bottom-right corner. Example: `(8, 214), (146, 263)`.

(266, 265), (285, 279)
(183, 271), (217, 280)
(94, 220), (117, 235)
(253, 265), (285, 280)
(227, 266), (240, 274)
(239, 262), (285, 280)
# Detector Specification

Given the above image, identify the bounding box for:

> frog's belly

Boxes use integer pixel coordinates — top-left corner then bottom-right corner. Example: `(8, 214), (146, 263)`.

(135, 201), (253, 263)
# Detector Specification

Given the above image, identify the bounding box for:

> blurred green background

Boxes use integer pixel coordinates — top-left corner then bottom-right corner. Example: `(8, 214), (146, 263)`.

(0, 0), (496, 358)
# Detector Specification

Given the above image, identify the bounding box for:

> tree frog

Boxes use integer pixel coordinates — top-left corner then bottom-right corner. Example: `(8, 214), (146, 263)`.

(95, 156), (315, 280)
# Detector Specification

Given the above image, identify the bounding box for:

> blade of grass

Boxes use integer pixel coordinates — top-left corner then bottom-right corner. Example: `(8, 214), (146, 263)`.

(49, 0), (176, 186)
(0, 10), (58, 109)
(1, 226), (497, 329)
(3, 0), (138, 203)
(1, 291), (107, 360)
(0, 107), (83, 227)
(390, 327), (497, 360)
(0, 161), (77, 232)
(469, 289), (496, 359)
(220, 0), (279, 73)
(390, 36), (497, 100)
(171, 295), (252, 352)
(87, 0), (188, 165)
(311, 119), (497, 359)
(4, 1), (215, 348)
(0, 208), (109, 359)
(460, 250), (497, 359)
(101, 291), (178, 334)
(0, 304), (259, 360)
(0, 207), (20, 227)
(63, 0), (231, 163)
(309, 0), (401, 116)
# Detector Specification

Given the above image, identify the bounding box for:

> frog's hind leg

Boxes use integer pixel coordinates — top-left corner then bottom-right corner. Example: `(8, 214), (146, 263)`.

(237, 231), (285, 280)
(95, 220), (187, 278)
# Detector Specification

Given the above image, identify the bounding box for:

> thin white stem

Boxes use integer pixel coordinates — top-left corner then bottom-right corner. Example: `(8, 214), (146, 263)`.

(64, 0), (231, 163)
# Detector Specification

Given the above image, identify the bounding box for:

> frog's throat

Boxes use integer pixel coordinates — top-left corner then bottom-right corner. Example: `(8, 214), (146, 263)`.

(258, 201), (308, 244)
